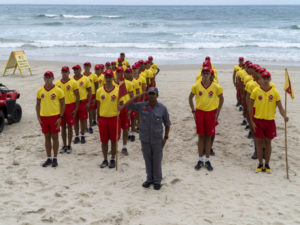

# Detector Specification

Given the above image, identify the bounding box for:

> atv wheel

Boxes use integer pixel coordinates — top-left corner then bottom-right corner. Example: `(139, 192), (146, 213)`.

(0, 110), (4, 133)
(12, 103), (22, 123)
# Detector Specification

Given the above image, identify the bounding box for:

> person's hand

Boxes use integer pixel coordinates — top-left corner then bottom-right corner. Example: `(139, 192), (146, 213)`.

(162, 138), (167, 149)
(192, 112), (196, 122)
(55, 118), (61, 129)
(284, 116), (289, 122)
(214, 115), (219, 123)
(251, 121), (256, 133)
(72, 109), (77, 119)
(85, 103), (89, 111)
(38, 117), (42, 125)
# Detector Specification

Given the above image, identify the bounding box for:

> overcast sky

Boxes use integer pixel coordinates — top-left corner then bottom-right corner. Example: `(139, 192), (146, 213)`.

(0, 0), (299, 5)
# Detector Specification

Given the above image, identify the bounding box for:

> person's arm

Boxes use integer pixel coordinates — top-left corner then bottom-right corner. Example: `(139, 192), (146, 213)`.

(73, 89), (80, 118)
(118, 93), (146, 111)
(233, 71), (236, 86)
(36, 98), (42, 125)
(188, 92), (196, 121)
(246, 92), (251, 113)
(86, 87), (92, 110)
(96, 100), (100, 119)
(56, 98), (65, 128)
(249, 99), (255, 132)
(94, 80), (98, 93)
(146, 78), (150, 87)
(276, 101), (289, 122)
(162, 107), (171, 149)
(215, 94), (224, 122)
(155, 68), (160, 77)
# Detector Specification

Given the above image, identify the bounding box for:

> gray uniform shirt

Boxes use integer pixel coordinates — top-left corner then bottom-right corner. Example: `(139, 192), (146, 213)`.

(128, 101), (171, 143)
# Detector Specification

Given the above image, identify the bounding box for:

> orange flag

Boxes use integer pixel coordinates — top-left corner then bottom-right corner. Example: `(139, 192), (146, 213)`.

(284, 69), (294, 99)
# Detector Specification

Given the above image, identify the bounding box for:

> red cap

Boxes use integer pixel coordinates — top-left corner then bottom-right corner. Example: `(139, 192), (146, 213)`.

(245, 61), (252, 65)
(44, 71), (54, 77)
(120, 52), (125, 55)
(125, 67), (133, 72)
(205, 56), (211, 61)
(258, 68), (266, 74)
(139, 60), (144, 64)
(72, 64), (81, 70)
(84, 62), (91, 67)
(132, 65), (137, 69)
(111, 61), (116, 65)
(94, 64), (101, 70)
(105, 62), (111, 66)
(104, 69), (114, 76)
(261, 71), (271, 78)
(99, 64), (104, 69)
(145, 60), (150, 64)
(210, 69), (214, 75)
(247, 64), (253, 69)
(116, 67), (124, 72)
(239, 57), (244, 61)
(202, 67), (210, 72)
(118, 57), (123, 62)
(61, 66), (69, 72)
(254, 66), (261, 72)
(241, 62), (245, 66)
(148, 56), (153, 60)
(203, 60), (211, 67)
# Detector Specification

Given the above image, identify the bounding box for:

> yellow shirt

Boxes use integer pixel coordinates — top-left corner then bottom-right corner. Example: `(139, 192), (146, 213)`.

(236, 69), (246, 80)
(135, 75), (146, 93)
(97, 73), (105, 88)
(150, 63), (159, 74)
(55, 79), (79, 104)
(72, 75), (91, 101)
(250, 86), (281, 120)
(37, 85), (64, 117)
(243, 74), (253, 85)
(234, 65), (242, 72)
(119, 80), (134, 104)
(96, 85), (119, 117)
(191, 81), (223, 111)
(129, 78), (139, 96)
(83, 72), (98, 95)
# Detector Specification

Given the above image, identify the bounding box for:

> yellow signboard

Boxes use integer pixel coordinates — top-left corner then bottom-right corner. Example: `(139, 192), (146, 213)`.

(3, 51), (32, 77)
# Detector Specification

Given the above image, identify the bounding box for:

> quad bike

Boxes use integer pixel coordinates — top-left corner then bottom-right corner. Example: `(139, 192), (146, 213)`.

(0, 83), (22, 132)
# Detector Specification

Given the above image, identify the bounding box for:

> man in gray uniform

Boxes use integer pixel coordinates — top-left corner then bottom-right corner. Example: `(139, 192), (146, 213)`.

(119, 87), (171, 190)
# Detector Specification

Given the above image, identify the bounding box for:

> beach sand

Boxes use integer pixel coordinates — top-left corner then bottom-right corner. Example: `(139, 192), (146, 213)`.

(0, 61), (299, 225)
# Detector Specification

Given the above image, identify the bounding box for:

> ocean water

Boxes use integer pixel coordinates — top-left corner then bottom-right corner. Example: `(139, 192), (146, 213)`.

(0, 4), (299, 65)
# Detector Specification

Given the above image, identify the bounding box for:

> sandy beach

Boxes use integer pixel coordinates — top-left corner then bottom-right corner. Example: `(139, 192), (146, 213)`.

(0, 61), (299, 225)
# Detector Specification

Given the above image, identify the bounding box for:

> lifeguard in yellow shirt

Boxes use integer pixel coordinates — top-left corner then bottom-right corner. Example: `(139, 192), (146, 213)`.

(189, 67), (224, 172)
(249, 71), (288, 174)
(36, 71), (65, 168)
(96, 69), (120, 169)
(83, 62), (98, 134)
(55, 66), (80, 154)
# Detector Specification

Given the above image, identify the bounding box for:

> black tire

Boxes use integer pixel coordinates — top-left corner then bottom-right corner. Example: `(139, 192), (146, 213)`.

(0, 110), (5, 133)
(12, 103), (22, 123)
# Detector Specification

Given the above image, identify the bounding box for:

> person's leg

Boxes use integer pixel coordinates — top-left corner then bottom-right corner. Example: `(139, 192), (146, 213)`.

(61, 124), (67, 147)
(75, 120), (79, 136)
(198, 135), (204, 157)
(111, 141), (117, 159)
(152, 142), (163, 185)
(141, 142), (153, 183)
(122, 129), (128, 154)
(52, 133), (59, 158)
(45, 133), (52, 157)
(255, 138), (264, 172)
(264, 139), (272, 165)
(92, 109), (96, 124)
(80, 120), (86, 135)
(204, 135), (212, 158)
(102, 142), (108, 160)
(67, 126), (73, 146)
(88, 109), (92, 128)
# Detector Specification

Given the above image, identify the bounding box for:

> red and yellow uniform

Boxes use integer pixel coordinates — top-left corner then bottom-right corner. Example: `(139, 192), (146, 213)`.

(55, 79), (79, 126)
(250, 86), (280, 139)
(96, 85), (120, 143)
(150, 63), (159, 74)
(234, 65), (242, 72)
(115, 60), (130, 70)
(191, 81), (223, 136)
(97, 73), (105, 88)
(72, 75), (91, 120)
(83, 72), (98, 110)
(119, 80), (134, 130)
(37, 85), (64, 133)
(135, 75), (146, 95)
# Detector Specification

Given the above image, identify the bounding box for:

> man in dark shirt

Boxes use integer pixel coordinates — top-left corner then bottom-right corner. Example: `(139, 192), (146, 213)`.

(119, 87), (171, 190)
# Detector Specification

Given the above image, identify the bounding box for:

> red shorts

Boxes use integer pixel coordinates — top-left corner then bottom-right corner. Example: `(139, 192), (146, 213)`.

(40, 115), (60, 134)
(130, 110), (137, 119)
(98, 116), (121, 143)
(75, 100), (88, 121)
(120, 108), (130, 130)
(61, 103), (75, 126)
(253, 118), (276, 140)
(195, 109), (217, 136)
(89, 94), (97, 110)
(237, 87), (241, 99)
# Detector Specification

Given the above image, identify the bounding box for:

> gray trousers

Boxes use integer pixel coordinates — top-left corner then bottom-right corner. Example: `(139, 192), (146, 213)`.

(141, 141), (163, 184)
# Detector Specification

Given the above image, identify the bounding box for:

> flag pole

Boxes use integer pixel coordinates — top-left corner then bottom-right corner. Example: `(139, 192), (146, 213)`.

(284, 68), (289, 179)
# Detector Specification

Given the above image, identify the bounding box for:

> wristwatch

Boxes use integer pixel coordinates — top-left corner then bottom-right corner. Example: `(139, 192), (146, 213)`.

(59, 115), (63, 118)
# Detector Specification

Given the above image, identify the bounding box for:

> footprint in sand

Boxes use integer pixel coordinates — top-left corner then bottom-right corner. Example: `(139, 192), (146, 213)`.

(170, 178), (181, 185)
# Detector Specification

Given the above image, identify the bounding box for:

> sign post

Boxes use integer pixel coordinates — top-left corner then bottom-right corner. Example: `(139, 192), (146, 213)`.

(3, 51), (32, 77)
